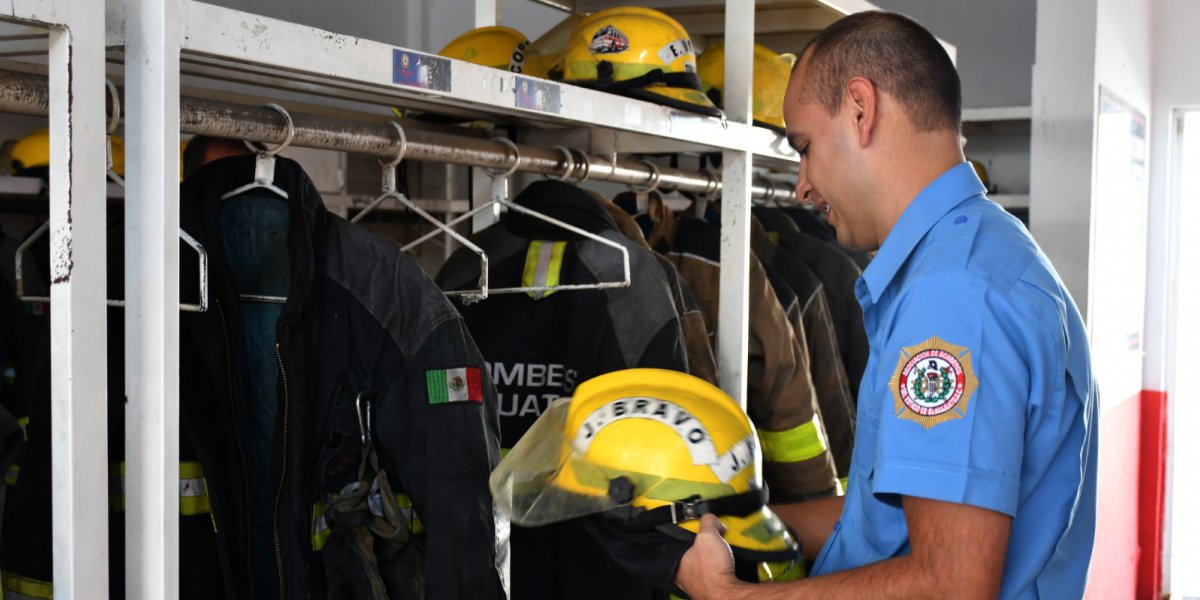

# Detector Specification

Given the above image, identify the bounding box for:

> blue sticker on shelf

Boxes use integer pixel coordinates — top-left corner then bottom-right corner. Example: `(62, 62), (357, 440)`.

(392, 49), (452, 92)
(514, 76), (562, 114)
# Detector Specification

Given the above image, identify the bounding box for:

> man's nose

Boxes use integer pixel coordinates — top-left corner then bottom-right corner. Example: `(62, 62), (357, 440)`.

(795, 160), (813, 204)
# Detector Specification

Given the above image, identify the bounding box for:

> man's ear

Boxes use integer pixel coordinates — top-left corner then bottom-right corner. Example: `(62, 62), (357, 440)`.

(844, 76), (877, 147)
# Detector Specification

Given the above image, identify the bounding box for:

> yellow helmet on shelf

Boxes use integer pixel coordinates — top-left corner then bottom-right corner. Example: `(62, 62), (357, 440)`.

(109, 134), (125, 177)
(9, 128), (50, 175)
(9, 128), (125, 177)
(696, 43), (795, 133)
(438, 25), (531, 73)
(557, 7), (721, 117)
(491, 368), (801, 571)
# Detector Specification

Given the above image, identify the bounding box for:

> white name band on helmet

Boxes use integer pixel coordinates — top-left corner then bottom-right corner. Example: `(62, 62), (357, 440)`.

(657, 39), (695, 65)
(573, 397), (756, 484)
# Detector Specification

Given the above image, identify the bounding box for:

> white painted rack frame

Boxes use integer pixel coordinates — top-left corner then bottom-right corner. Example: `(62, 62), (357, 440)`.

(0, 0), (913, 596)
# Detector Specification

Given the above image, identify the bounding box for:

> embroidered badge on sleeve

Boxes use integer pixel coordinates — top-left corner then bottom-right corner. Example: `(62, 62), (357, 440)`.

(427, 367), (484, 405)
(889, 336), (978, 429)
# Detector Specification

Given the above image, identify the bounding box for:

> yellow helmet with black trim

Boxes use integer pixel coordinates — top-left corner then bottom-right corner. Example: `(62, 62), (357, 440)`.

(696, 43), (795, 133)
(556, 7), (721, 117)
(491, 368), (802, 576)
(438, 25), (531, 73)
(9, 128), (126, 177)
(9, 128), (50, 175)
(109, 134), (125, 177)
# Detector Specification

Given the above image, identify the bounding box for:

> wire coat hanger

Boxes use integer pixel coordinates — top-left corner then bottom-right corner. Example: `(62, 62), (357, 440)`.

(220, 102), (293, 201)
(219, 103), (295, 305)
(14, 80), (210, 312)
(627, 159), (661, 216)
(351, 122), (491, 302)
(406, 141), (631, 299)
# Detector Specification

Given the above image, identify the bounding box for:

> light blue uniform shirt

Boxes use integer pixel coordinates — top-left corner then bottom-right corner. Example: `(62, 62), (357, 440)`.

(810, 163), (1098, 599)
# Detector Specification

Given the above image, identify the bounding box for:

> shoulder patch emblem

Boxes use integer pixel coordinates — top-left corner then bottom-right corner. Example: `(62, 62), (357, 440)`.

(427, 367), (484, 405)
(889, 336), (978, 429)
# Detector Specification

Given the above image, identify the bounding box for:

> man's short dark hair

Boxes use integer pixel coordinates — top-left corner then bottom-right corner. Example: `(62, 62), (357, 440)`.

(796, 11), (961, 132)
(182, 136), (249, 179)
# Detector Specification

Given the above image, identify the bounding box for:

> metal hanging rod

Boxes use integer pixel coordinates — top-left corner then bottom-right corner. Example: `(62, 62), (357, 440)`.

(0, 68), (798, 204)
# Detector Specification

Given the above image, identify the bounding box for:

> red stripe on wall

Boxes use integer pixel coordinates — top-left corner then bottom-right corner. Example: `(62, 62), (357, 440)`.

(1138, 390), (1168, 600)
(1087, 392), (1142, 600)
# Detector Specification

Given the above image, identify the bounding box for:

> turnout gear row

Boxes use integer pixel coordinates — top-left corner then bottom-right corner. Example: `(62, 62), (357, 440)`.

(612, 189), (862, 486)
(0, 154), (504, 599)
(648, 210), (840, 500)
(754, 207), (871, 403)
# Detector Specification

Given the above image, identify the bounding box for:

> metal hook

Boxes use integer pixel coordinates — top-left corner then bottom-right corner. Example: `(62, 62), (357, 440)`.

(762, 178), (777, 206)
(628, 159), (661, 194)
(703, 169), (722, 201)
(547, 145), (576, 181)
(355, 392), (372, 447)
(242, 102), (295, 156)
(104, 80), (126, 187)
(484, 137), (521, 178)
(568, 148), (592, 184)
(378, 121), (408, 170)
(105, 79), (121, 135)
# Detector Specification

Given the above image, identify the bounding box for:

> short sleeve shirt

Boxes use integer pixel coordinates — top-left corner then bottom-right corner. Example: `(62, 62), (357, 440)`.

(810, 163), (1099, 599)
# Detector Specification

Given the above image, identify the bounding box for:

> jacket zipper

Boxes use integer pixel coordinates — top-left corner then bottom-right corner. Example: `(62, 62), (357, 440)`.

(215, 300), (255, 598)
(274, 341), (291, 599)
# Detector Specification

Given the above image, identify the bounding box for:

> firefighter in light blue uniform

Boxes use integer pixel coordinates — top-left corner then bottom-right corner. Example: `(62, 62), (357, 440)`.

(810, 162), (1099, 599)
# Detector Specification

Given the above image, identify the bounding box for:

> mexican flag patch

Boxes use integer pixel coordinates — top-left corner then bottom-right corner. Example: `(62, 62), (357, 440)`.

(426, 367), (484, 405)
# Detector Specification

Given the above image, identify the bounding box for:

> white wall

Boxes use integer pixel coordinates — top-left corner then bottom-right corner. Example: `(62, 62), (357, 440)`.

(868, 0), (1036, 109)
(1147, 0), (1200, 594)
(197, 0), (565, 55)
(1028, 0), (1099, 311)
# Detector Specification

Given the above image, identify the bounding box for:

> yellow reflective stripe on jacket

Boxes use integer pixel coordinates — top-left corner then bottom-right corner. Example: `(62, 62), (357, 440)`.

(311, 492), (424, 551)
(17, 417), (28, 442)
(757, 415), (828, 463)
(393, 493), (425, 535)
(521, 240), (567, 299)
(108, 461), (211, 515)
(5, 464), (18, 486)
(1, 571), (53, 600)
(311, 499), (332, 551)
(177, 461), (210, 516)
(838, 477), (849, 495)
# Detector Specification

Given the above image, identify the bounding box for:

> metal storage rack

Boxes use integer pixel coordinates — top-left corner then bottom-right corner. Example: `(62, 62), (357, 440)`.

(0, 0), (913, 596)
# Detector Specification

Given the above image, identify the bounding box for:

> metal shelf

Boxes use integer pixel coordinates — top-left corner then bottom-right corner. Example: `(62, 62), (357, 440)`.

(171, 1), (800, 165)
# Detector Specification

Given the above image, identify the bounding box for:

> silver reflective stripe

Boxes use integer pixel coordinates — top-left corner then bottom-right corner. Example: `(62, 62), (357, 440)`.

(531, 241), (556, 290)
(180, 476), (206, 497)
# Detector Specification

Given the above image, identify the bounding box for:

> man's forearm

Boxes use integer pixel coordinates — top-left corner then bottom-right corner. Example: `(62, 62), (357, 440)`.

(719, 554), (945, 600)
(770, 495), (844, 559)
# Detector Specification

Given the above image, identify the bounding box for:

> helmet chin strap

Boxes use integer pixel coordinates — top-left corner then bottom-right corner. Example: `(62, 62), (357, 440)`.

(601, 477), (767, 529)
(593, 62), (707, 95)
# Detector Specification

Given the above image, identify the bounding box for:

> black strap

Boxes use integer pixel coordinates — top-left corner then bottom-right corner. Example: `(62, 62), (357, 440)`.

(596, 65), (705, 94)
(612, 488), (766, 530)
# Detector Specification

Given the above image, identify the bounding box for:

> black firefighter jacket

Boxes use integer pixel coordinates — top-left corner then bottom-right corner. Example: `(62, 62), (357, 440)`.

(0, 155), (504, 600)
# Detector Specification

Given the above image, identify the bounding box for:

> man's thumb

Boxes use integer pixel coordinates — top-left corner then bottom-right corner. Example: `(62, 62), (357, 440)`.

(699, 513), (728, 537)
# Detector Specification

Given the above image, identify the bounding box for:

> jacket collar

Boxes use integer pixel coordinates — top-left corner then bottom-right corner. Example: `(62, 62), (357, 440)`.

(503, 180), (619, 239)
(859, 162), (985, 304)
(180, 154), (326, 325)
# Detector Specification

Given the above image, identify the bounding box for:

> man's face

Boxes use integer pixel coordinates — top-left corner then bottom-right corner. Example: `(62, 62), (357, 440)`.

(784, 57), (874, 250)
